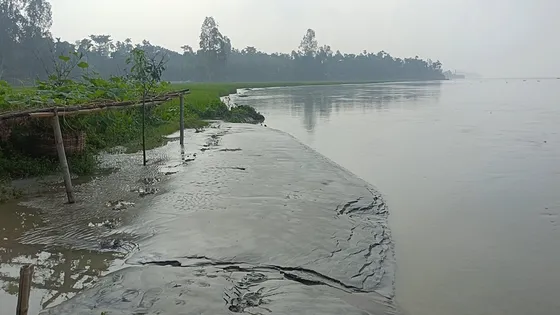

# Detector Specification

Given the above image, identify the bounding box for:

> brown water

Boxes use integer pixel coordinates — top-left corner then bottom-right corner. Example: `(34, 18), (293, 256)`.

(240, 80), (560, 315)
(0, 201), (124, 312)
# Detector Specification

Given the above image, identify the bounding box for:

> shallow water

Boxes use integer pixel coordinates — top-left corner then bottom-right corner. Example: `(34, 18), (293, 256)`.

(0, 129), (208, 314)
(0, 201), (125, 313)
(2, 124), (400, 315)
(240, 79), (560, 315)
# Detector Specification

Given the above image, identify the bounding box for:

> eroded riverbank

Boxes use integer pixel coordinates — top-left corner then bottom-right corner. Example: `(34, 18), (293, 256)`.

(2, 123), (400, 315)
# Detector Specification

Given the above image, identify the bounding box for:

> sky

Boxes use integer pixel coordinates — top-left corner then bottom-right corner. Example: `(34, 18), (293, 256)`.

(49, 0), (560, 78)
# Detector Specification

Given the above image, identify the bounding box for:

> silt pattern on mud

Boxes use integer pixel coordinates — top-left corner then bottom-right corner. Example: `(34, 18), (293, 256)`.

(39, 124), (400, 315)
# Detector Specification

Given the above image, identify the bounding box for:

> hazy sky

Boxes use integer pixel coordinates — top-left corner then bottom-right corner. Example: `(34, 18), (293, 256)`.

(49, 0), (560, 78)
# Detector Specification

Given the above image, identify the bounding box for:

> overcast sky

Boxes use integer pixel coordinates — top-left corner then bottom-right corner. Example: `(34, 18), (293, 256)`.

(49, 0), (559, 78)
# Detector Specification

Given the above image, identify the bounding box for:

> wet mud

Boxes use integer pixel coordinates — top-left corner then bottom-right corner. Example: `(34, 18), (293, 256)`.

(0, 127), (210, 313)
(2, 124), (400, 314)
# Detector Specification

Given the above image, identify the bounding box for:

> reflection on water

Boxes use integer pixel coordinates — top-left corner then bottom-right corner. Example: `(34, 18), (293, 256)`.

(241, 80), (560, 315)
(0, 144), (176, 314)
(242, 82), (442, 131)
(0, 202), (123, 313)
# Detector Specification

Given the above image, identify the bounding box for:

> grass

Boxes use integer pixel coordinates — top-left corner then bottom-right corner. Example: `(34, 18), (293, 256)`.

(0, 80), (379, 202)
(0, 83), (271, 181)
(0, 179), (22, 203)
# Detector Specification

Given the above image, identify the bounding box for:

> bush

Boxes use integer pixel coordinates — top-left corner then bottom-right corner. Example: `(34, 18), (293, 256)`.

(0, 83), (269, 182)
(227, 105), (265, 123)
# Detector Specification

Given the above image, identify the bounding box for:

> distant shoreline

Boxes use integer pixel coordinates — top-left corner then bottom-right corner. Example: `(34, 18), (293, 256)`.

(171, 78), (447, 90)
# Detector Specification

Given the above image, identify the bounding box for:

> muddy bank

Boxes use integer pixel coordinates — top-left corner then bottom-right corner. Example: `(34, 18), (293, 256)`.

(0, 127), (212, 314)
(3, 124), (399, 314)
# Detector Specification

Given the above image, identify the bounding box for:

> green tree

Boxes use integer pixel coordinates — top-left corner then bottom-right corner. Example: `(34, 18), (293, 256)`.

(180, 44), (194, 55)
(198, 16), (231, 81)
(126, 48), (166, 165)
(299, 29), (318, 57)
(89, 34), (114, 57)
(0, 0), (52, 80)
(242, 46), (258, 55)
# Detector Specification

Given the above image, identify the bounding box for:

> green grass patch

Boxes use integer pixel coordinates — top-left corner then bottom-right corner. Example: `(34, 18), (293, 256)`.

(1, 80), (357, 201)
(1, 82), (269, 182)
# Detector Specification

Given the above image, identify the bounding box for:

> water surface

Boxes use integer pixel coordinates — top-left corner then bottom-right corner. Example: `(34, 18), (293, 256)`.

(240, 79), (560, 315)
(3, 125), (400, 315)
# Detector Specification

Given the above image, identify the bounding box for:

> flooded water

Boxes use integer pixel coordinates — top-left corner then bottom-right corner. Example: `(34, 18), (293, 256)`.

(2, 124), (400, 315)
(0, 128), (213, 314)
(0, 201), (124, 312)
(239, 80), (560, 315)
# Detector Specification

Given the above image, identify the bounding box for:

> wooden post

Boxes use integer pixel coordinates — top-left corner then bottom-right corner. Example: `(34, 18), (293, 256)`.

(52, 110), (75, 204)
(179, 93), (185, 146)
(16, 264), (34, 315)
(142, 97), (147, 166)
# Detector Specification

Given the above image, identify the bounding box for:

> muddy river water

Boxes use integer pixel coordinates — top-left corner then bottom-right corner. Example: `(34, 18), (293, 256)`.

(240, 79), (560, 315)
(1, 79), (559, 315)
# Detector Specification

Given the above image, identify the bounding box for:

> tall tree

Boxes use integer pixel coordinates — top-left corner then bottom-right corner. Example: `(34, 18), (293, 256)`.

(198, 16), (230, 81)
(89, 35), (113, 57)
(0, 0), (52, 80)
(299, 29), (318, 57)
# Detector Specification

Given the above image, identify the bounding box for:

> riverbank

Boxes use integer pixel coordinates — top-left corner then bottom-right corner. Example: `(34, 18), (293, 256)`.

(1, 79), (422, 202)
(3, 123), (398, 315)
(0, 125), (215, 313)
(0, 83), (270, 202)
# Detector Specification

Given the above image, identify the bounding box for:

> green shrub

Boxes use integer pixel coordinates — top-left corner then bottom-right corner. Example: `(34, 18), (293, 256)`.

(227, 105), (265, 123)
(0, 82), (271, 182)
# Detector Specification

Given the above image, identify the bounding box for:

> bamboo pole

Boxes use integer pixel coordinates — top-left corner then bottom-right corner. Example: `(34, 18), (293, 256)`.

(16, 264), (34, 315)
(27, 101), (167, 118)
(52, 110), (75, 204)
(0, 89), (190, 121)
(179, 93), (185, 146)
(142, 96), (147, 166)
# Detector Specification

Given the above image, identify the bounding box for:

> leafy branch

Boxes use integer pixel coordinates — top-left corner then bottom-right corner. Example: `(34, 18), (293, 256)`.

(125, 48), (168, 166)
(126, 48), (167, 99)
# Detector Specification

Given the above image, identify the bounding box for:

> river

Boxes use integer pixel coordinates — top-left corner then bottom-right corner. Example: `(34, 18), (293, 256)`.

(1, 80), (558, 315)
(237, 79), (560, 315)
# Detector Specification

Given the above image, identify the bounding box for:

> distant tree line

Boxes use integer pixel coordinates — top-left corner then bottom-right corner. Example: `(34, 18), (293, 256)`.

(1, 1), (445, 84)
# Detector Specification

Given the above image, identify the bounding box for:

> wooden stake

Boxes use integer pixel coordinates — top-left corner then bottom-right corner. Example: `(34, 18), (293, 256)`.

(52, 110), (75, 204)
(142, 97), (147, 166)
(179, 94), (185, 146)
(16, 264), (34, 315)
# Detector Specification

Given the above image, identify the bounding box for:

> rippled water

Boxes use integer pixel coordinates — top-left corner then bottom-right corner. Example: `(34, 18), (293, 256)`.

(0, 129), (205, 314)
(3, 123), (400, 315)
(0, 201), (125, 313)
(42, 124), (399, 315)
(239, 79), (560, 315)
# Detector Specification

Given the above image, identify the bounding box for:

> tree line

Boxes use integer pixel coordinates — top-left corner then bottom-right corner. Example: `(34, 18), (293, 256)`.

(1, 1), (445, 84)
